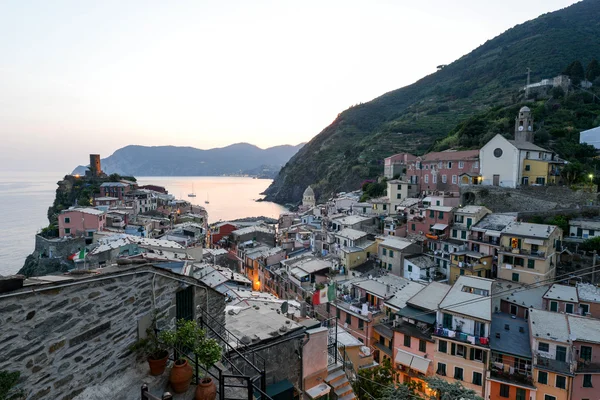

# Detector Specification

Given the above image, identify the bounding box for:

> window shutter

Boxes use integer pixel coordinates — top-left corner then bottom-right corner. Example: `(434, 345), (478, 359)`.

(451, 343), (456, 355)
(469, 348), (475, 360)
(518, 239), (522, 248)
(483, 351), (488, 365)
(464, 347), (468, 359)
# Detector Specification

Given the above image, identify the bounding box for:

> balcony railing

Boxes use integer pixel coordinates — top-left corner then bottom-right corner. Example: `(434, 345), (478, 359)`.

(500, 246), (546, 259)
(489, 368), (534, 387)
(468, 235), (500, 246)
(576, 359), (600, 373)
(535, 355), (572, 374)
(433, 328), (489, 347)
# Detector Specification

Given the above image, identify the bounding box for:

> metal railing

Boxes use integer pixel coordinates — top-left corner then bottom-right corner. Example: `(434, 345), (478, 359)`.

(141, 384), (172, 400)
(535, 355), (572, 375)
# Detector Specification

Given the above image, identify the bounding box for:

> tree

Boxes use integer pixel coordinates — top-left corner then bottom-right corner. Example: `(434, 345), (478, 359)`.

(580, 236), (600, 252)
(425, 377), (483, 400)
(353, 358), (398, 400)
(586, 58), (600, 82)
(563, 60), (585, 84)
(560, 161), (585, 185)
(380, 384), (418, 400)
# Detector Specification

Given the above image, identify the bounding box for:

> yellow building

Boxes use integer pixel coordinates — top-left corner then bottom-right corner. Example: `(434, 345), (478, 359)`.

(449, 251), (493, 284)
(521, 159), (563, 186)
(339, 241), (377, 269)
(497, 222), (562, 285)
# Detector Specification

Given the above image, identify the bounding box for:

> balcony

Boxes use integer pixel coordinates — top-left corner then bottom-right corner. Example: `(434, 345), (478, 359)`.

(499, 246), (546, 259)
(335, 298), (381, 319)
(535, 355), (572, 375)
(468, 235), (499, 246)
(576, 359), (600, 373)
(489, 368), (534, 388)
(428, 250), (450, 260)
(433, 327), (489, 347)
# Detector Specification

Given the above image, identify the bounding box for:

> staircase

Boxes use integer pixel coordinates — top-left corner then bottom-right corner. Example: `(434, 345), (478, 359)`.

(325, 364), (356, 400)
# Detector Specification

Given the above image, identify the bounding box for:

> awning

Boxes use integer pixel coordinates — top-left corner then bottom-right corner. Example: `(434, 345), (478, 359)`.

(410, 355), (431, 374)
(422, 197), (432, 202)
(395, 348), (414, 366)
(431, 223), (448, 231)
(525, 238), (545, 245)
(485, 230), (501, 237)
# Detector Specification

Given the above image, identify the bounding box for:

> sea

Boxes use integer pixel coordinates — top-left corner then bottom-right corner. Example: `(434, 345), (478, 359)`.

(0, 173), (286, 276)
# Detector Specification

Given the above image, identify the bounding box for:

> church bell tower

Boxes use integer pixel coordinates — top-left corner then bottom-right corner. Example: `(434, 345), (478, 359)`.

(515, 106), (534, 142)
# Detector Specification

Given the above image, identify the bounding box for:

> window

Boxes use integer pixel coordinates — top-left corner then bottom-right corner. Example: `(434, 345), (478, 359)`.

(358, 319), (364, 330)
(583, 374), (593, 387)
(336, 309), (341, 320)
(424, 175), (429, 183)
(452, 229), (458, 238)
(525, 164), (531, 171)
(382, 248), (387, 256)
(443, 313), (453, 329)
(438, 162), (443, 169)
(538, 342), (550, 352)
(345, 314), (352, 325)
(456, 344), (466, 357)
(512, 272), (519, 282)
(581, 345), (592, 361)
(499, 383), (510, 397)
(538, 370), (548, 384)
(581, 304), (590, 315)
(550, 301), (558, 312)
(452, 175), (457, 184)
(472, 371), (482, 386)
(447, 162), (453, 169)
(379, 336), (385, 346)
(64, 217), (70, 223)
(419, 339), (426, 352)
(466, 218), (472, 228)
(436, 363), (446, 376)
(64, 228), (71, 234)
(454, 367), (463, 380)
(397, 184), (401, 190)
(389, 250), (394, 258)
(472, 348), (484, 362)
(516, 388), (526, 400)
(396, 193), (401, 199)
(459, 161), (464, 169)
(404, 335), (411, 347)
(439, 211), (444, 219)
(408, 265), (413, 272)
(527, 259), (535, 268)
(555, 375), (566, 389)
(383, 204), (387, 211)
(442, 175), (447, 183)
(438, 340), (447, 353)
(430, 210), (435, 218)
(411, 223), (416, 231)
(544, 396), (556, 400)
(460, 269), (465, 276)
(326, 303), (330, 313)
(432, 174), (437, 183)
(565, 303), (574, 314)
(388, 263), (392, 270)
(556, 345), (567, 362)
(510, 304), (517, 315)
(461, 230), (467, 240)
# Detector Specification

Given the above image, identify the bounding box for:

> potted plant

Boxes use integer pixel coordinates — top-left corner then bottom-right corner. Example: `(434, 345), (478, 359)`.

(159, 320), (196, 393)
(193, 335), (222, 400)
(130, 323), (169, 376)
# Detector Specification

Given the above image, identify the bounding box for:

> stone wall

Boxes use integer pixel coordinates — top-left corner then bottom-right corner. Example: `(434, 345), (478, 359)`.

(0, 266), (224, 400)
(34, 235), (87, 259)
(460, 185), (598, 213)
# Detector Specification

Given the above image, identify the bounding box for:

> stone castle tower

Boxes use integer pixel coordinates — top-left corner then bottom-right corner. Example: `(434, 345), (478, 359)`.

(302, 186), (316, 208)
(514, 106), (534, 142)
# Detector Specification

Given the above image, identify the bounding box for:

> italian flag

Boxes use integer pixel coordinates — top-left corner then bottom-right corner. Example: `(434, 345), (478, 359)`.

(69, 249), (87, 262)
(312, 283), (336, 305)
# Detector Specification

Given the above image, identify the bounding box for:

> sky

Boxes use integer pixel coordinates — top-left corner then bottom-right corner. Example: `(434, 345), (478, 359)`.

(0, 0), (579, 172)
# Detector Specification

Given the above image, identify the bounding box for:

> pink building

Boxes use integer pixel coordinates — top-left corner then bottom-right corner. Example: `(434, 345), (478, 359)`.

(407, 205), (454, 240)
(405, 150), (480, 194)
(384, 153), (417, 179)
(58, 208), (106, 238)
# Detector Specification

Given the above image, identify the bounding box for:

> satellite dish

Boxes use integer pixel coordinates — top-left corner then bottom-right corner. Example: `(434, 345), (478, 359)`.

(281, 301), (289, 314)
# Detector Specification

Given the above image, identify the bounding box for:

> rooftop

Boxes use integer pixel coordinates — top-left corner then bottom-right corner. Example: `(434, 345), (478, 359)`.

(439, 276), (493, 321)
(404, 254), (437, 269)
(225, 302), (304, 348)
(427, 205), (453, 212)
(100, 182), (128, 187)
(567, 314), (600, 344)
(397, 305), (436, 325)
(490, 313), (531, 358)
(455, 206), (489, 215)
(335, 228), (368, 241)
(283, 256), (333, 275)
(529, 308), (570, 343)
(231, 225), (274, 236)
(471, 214), (516, 233)
(378, 236), (415, 251)
(420, 149), (479, 161)
(502, 221), (558, 239)
(493, 281), (547, 310)
(332, 215), (371, 226)
(62, 207), (105, 216)
(543, 284), (578, 302)
(508, 140), (551, 152)
(569, 218), (600, 230)
(577, 282), (600, 303)
(383, 281), (426, 310)
(407, 281), (451, 311)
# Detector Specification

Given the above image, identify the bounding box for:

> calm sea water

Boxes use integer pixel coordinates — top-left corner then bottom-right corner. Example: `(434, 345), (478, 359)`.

(0, 174), (285, 276)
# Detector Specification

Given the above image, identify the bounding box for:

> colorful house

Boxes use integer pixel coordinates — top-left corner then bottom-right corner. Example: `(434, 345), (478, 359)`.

(58, 207), (106, 238)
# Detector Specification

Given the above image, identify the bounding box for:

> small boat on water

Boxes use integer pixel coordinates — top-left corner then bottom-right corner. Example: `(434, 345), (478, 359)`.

(188, 183), (197, 198)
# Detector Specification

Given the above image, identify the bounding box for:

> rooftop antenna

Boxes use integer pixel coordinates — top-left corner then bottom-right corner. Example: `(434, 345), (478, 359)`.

(526, 67), (531, 98)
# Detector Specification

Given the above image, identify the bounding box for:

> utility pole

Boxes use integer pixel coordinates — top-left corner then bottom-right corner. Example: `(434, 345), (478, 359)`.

(593, 250), (597, 284)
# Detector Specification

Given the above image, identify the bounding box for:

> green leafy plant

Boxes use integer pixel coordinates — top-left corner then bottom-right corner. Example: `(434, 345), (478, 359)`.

(0, 371), (23, 400)
(130, 324), (169, 361)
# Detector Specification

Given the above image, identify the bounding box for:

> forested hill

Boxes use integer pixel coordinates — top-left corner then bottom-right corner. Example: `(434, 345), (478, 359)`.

(264, 0), (600, 204)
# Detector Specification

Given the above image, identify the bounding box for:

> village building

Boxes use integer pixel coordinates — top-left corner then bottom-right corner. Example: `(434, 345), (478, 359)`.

(404, 150), (481, 193)
(376, 236), (421, 277)
(492, 280), (548, 319)
(448, 250), (493, 284)
(302, 186), (316, 208)
(58, 207), (106, 238)
(468, 213), (516, 259)
(450, 206), (491, 243)
(206, 222), (239, 247)
(566, 218), (600, 241)
(433, 276), (493, 397)
(403, 254), (439, 282)
(333, 228), (376, 270)
(497, 222), (562, 285)
(384, 152), (417, 179)
(480, 107), (564, 187)
(387, 179), (418, 212)
(99, 181), (130, 199)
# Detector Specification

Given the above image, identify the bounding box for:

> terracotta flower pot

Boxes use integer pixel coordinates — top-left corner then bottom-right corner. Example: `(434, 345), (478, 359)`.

(195, 377), (217, 400)
(148, 351), (169, 376)
(170, 359), (194, 393)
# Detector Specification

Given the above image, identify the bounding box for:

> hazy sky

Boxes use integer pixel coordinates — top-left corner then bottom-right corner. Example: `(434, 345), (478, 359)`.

(0, 0), (578, 172)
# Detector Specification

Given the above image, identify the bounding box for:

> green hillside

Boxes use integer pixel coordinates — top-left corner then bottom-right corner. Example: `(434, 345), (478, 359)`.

(264, 0), (600, 204)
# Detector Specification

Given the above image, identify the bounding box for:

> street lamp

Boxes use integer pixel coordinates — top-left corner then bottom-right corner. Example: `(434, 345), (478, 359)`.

(589, 174), (594, 184)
